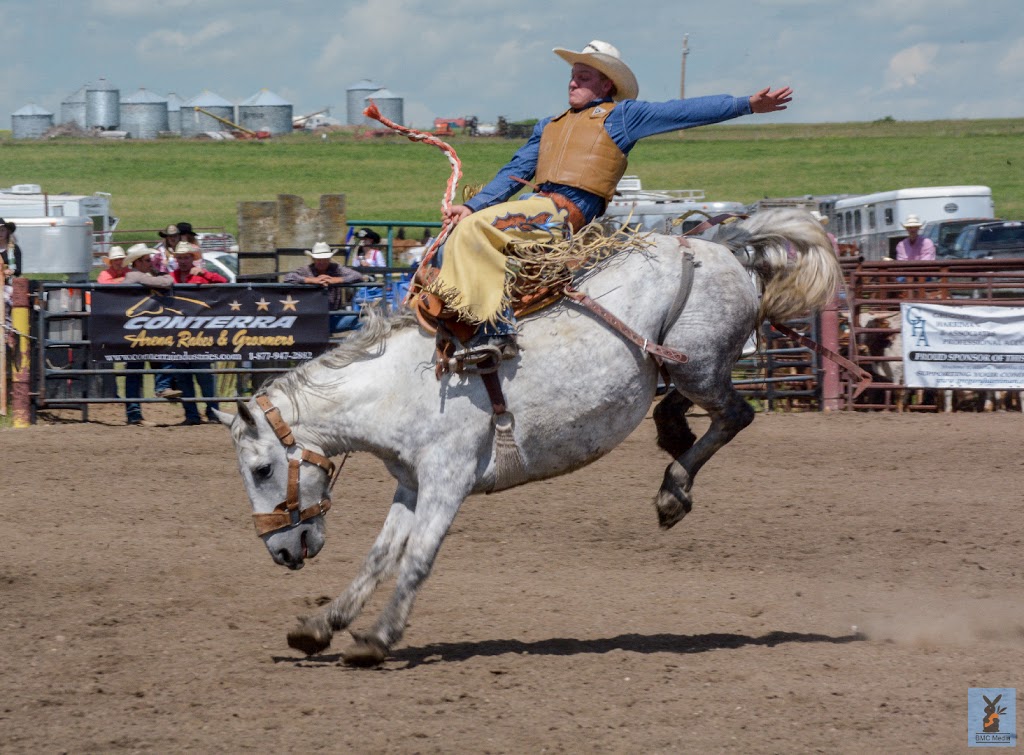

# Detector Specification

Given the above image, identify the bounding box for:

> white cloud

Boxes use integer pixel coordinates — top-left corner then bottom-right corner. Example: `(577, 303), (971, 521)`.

(997, 37), (1024, 76)
(883, 43), (939, 91)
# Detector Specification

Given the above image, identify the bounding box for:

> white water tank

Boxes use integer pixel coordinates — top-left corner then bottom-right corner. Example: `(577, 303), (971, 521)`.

(10, 216), (95, 274)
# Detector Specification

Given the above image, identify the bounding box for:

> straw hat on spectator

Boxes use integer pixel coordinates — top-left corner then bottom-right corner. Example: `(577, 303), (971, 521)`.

(125, 244), (156, 266)
(102, 246), (127, 265)
(902, 214), (923, 229)
(158, 224), (180, 238)
(552, 40), (639, 101)
(173, 240), (202, 258)
(305, 241), (335, 259)
(810, 210), (829, 226)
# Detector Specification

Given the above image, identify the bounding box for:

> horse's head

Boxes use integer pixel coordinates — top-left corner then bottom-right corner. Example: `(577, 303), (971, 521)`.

(215, 397), (335, 570)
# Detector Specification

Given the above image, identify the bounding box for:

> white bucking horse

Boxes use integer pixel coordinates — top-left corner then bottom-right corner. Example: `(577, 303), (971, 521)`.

(218, 209), (843, 665)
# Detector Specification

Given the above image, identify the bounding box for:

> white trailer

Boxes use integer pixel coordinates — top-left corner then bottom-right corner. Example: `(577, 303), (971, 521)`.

(833, 185), (994, 261)
(0, 184), (117, 261)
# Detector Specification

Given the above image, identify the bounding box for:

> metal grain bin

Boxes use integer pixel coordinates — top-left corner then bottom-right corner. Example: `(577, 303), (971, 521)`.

(12, 104), (54, 139)
(61, 85), (87, 128)
(346, 79), (382, 125)
(10, 216), (94, 275)
(86, 77), (120, 129)
(166, 92), (184, 133)
(181, 90), (235, 136)
(238, 89), (293, 135)
(364, 88), (403, 127)
(119, 88), (169, 139)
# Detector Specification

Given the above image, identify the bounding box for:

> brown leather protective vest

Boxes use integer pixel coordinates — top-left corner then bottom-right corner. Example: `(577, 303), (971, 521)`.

(535, 103), (627, 202)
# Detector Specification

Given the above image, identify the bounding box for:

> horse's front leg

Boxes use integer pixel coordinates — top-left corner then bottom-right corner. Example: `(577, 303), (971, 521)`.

(343, 481), (469, 666)
(287, 485), (417, 656)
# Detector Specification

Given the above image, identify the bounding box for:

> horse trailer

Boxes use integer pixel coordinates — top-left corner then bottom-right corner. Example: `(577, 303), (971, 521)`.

(833, 186), (995, 261)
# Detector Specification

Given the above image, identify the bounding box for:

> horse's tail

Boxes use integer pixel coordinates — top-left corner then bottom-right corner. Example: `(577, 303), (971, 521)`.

(715, 208), (844, 323)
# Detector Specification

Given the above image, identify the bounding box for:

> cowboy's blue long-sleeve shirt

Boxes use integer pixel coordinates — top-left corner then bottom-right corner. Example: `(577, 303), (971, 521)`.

(464, 94), (752, 223)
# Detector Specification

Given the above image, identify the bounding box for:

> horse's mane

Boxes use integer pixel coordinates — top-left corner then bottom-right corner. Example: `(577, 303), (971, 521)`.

(265, 306), (419, 406)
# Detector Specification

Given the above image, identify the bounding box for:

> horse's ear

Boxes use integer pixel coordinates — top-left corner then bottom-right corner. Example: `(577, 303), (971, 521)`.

(210, 408), (237, 428)
(236, 400), (258, 428)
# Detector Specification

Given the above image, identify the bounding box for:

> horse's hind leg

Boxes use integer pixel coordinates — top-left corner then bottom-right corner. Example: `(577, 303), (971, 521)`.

(653, 389), (696, 458)
(654, 386), (754, 529)
(287, 485), (417, 656)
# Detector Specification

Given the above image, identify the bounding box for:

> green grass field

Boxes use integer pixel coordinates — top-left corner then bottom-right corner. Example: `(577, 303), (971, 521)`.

(0, 118), (1022, 241)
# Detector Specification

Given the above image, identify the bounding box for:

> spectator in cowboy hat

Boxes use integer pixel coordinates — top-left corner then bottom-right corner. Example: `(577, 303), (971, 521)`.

(170, 241), (225, 285)
(283, 241), (365, 332)
(1, 218), (20, 347)
(169, 240), (225, 423)
(153, 223), (181, 274)
(122, 245), (180, 426)
(426, 39), (794, 355)
(895, 214), (936, 261)
(97, 245), (129, 283)
(354, 227), (386, 268)
(175, 221), (199, 246)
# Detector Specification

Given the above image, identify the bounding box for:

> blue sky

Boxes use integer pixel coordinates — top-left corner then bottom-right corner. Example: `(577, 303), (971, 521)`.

(3, 0), (1022, 130)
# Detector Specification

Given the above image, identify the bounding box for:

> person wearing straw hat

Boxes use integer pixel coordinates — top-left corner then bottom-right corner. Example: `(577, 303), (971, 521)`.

(428, 40), (793, 354)
(97, 245), (130, 284)
(121, 244), (182, 425)
(170, 240), (227, 285)
(152, 223), (181, 274)
(169, 240), (226, 423)
(895, 214), (936, 261)
(283, 241), (366, 332)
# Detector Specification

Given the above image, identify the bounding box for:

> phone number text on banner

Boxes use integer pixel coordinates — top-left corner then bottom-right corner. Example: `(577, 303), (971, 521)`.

(901, 302), (1024, 389)
(90, 286), (330, 362)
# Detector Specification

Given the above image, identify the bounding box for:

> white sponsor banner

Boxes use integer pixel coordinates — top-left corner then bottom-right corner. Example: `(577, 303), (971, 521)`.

(901, 303), (1024, 389)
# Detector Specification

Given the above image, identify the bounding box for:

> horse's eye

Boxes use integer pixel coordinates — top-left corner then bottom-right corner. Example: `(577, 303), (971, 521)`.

(254, 464), (273, 481)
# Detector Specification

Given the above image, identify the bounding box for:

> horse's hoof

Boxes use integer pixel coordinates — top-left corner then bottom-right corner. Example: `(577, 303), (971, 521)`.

(287, 618), (333, 655)
(342, 631), (388, 667)
(654, 489), (692, 530)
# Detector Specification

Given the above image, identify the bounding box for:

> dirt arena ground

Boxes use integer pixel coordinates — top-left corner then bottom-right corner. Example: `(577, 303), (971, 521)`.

(2, 404), (1022, 753)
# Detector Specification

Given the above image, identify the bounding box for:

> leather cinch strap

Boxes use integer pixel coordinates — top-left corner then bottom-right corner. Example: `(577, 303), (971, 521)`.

(562, 286), (688, 365)
(250, 395), (338, 537)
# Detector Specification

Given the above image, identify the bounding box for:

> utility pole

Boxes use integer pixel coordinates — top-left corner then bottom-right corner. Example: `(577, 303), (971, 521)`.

(680, 34), (689, 100)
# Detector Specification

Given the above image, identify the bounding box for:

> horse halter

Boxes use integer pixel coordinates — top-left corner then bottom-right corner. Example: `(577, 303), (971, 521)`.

(250, 395), (341, 537)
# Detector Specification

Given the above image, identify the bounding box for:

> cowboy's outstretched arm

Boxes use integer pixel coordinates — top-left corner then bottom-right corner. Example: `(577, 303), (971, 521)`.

(749, 86), (793, 113)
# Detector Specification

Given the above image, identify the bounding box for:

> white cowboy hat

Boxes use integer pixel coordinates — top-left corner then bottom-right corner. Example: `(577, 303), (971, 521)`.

(305, 241), (335, 260)
(125, 243), (155, 266)
(902, 214), (923, 228)
(172, 240), (202, 258)
(102, 246), (127, 264)
(552, 40), (639, 101)
(810, 210), (829, 225)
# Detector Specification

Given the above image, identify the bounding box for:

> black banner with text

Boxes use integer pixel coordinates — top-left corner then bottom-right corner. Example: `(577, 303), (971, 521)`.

(90, 286), (329, 363)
